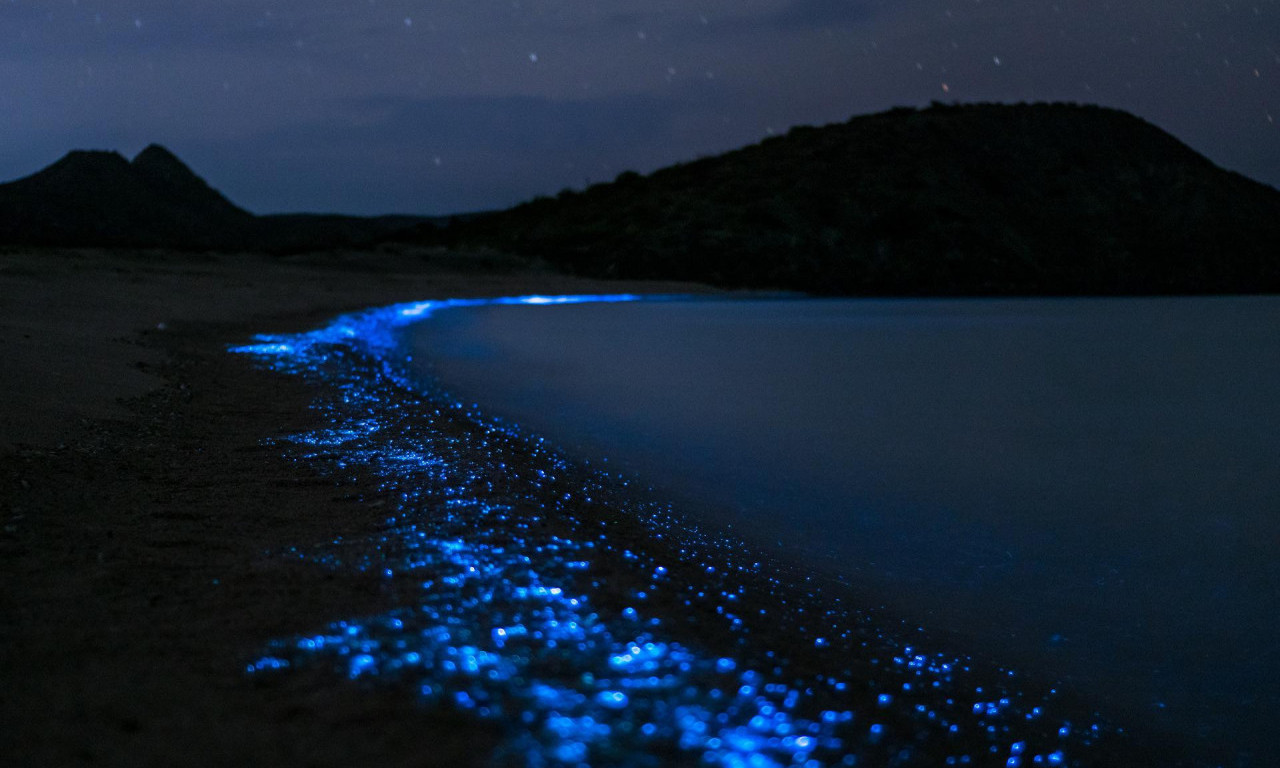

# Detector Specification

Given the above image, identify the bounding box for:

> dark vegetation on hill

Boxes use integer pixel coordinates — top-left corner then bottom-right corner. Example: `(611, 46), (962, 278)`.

(5, 104), (1277, 295)
(0, 145), (430, 252)
(400, 102), (1280, 295)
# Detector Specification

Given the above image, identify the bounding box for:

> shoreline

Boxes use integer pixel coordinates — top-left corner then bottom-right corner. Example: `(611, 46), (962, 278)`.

(0, 248), (1204, 766)
(0, 247), (707, 766)
(404, 292), (1280, 767)
(210, 288), (1171, 766)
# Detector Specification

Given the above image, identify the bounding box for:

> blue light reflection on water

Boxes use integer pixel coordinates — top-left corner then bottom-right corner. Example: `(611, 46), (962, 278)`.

(231, 294), (1122, 767)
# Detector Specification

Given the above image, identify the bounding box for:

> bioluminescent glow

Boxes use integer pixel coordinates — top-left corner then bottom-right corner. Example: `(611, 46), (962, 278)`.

(231, 294), (1125, 767)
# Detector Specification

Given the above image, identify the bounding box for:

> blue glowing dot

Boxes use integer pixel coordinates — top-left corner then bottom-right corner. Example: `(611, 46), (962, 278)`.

(349, 654), (376, 677)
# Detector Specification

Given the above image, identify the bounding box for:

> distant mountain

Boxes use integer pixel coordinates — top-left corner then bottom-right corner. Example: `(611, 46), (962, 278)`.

(0, 145), (428, 251)
(404, 102), (1280, 295)
(0, 145), (251, 249)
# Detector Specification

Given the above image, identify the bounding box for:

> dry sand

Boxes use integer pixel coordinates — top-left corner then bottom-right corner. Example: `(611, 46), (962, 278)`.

(0, 246), (703, 766)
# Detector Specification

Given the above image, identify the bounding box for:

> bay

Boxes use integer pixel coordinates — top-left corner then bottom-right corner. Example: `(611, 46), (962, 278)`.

(407, 295), (1280, 764)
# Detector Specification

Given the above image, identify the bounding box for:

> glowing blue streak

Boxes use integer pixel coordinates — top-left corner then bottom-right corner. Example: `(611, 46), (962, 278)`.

(230, 293), (648, 363)
(230, 293), (1122, 768)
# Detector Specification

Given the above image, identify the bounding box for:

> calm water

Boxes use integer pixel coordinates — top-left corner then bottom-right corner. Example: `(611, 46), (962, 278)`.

(409, 296), (1280, 764)
(237, 295), (1128, 768)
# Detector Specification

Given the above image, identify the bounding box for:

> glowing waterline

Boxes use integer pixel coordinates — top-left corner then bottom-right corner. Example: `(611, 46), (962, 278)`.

(230, 293), (645, 360)
(231, 293), (1116, 768)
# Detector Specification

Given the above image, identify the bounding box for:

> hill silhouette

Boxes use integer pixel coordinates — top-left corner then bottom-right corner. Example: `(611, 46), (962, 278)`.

(0, 145), (427, 251)
(0, 145), (257, 249)
(407, 102), (1280, 295)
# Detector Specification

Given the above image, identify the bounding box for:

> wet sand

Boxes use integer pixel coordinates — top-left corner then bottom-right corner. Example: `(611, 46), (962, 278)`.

(0, 246), (701, 766)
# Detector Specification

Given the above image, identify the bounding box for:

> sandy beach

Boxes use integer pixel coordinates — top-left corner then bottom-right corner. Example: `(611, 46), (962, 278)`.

(0, 246), (704, 766)
(2, 246), (1211, 768)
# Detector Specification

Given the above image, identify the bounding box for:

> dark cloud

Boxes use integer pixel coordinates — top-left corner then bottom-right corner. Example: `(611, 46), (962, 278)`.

(685, 1), (881, 36)
(0, 4), (43, 23)
(0, 10), (302, 59)
(334, 94), (679, 153)
(201, 93), (708, 214)
(770, 0), (881, 28)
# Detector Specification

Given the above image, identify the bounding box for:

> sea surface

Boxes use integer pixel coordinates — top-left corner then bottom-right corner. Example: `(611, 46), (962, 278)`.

(407, 295), (1280, 765)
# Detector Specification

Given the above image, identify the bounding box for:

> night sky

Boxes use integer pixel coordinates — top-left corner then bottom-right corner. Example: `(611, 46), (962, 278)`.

(3, 1), (1277, 215)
